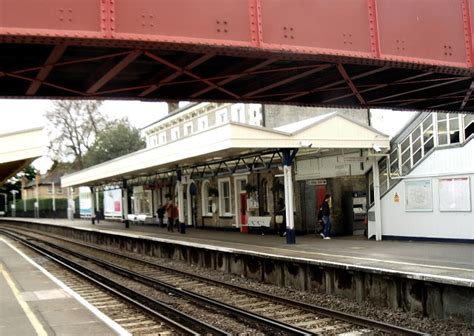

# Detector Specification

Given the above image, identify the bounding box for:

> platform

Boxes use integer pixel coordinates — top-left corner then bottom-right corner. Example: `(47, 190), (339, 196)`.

(0, 235), (128, 336)
(1, 217), (473, 288)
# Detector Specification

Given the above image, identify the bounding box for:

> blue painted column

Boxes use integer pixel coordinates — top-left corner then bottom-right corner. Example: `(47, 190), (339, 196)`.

(281, 148), (298, 244)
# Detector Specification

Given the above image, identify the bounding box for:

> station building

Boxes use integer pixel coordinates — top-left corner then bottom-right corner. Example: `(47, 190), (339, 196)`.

(61, 104), (473, 242)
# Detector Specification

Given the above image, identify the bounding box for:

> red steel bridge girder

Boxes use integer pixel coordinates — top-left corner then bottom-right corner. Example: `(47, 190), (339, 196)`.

(0, 0), (473, 70)
(1, 0), (474, 112)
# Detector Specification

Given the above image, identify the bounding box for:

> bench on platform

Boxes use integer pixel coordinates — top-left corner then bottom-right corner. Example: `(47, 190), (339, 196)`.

(125, 214), (147, 225)
(247, 216), (271, 227)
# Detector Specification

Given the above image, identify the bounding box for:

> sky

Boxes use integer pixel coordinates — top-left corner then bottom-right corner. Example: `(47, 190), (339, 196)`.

(0, 99), (416, 173)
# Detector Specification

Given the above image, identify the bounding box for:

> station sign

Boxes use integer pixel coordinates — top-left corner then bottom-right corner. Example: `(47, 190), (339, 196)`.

(306, 179), (327, 186)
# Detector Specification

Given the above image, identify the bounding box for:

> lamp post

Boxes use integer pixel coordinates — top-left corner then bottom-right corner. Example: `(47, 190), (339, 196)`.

(10, 190), (19, 217)
(49, 182), (56, 218)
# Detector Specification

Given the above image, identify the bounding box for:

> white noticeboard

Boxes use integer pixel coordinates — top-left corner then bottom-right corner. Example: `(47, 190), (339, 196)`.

(405, 179), (433, 211)
(439, 177), (471, 212)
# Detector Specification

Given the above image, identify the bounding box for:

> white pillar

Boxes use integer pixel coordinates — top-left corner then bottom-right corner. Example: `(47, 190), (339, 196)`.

(283, 165), (295, 231)
(95, 189), (100, 211)
(67, 187), (74, 220)
(177, 180), (185, 224)
(90, 188), (96, 218)
(122, 188), (128, 218)
(52, 182), (56, 212)
(372, 157), (382, 241)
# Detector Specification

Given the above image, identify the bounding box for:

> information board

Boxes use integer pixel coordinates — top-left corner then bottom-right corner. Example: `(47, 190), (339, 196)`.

(439, 177), (471, 212)
(405, 179), (433, 211)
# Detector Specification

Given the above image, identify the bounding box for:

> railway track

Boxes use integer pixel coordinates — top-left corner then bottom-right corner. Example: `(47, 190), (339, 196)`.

(1, 226), (427, 335)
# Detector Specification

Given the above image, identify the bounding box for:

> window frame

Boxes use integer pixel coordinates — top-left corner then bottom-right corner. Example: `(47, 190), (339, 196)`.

(201, 180), (213, 217)
(218, 177), (232, 217)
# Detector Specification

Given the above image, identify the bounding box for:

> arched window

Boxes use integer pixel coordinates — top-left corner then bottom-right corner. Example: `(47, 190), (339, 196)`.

(201, 180), (213, 216)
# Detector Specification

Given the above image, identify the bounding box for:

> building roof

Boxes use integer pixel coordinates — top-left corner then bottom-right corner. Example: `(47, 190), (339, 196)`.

(62, 113), (390, 188)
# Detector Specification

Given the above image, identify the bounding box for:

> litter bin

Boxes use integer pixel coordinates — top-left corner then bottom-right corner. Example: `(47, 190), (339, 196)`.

(124, 219), (130, 229)
(180, 222), (186, 234)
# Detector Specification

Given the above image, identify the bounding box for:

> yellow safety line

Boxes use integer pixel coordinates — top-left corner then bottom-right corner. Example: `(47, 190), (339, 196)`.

(0, 263), (48, 336)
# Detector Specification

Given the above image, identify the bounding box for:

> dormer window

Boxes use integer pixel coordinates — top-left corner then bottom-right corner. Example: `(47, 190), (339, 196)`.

(184, 122), (193, 136)
(171, 127), (180, 140)
(159, 132), (166, 145)
(198, 116), (208, 131)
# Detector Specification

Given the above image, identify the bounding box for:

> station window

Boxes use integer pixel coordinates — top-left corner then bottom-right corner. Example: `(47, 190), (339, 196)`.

(437, 113), (448, 145)
(218, 178), (232, 216)
(201, 180), (213, 216)
(231, 104), (243, 122)
(171, 127), (180, 140)
(184, 122), (193, 136)
(465, 113), (474, 139)
(422, 115), (434, 154)
(198, 116), (208, 131)
(248, 104), (263, 126)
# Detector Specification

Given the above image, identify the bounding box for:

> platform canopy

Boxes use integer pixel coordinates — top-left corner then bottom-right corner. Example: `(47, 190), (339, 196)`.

(61, 113), (389, 188)
(0, 128), (45, 185)
(1, 0), (474, 112)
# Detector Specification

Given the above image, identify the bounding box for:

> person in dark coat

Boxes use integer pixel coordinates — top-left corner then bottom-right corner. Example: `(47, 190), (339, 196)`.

(156, 205), (165, 227)
(321, 194), (332, 239)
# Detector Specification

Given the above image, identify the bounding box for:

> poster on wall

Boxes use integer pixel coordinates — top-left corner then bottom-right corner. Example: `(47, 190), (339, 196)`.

(439, 177), (471, 212)
(79, 186), (92, 216)
(405, 179), (433, 211)
(104, 189), (122, 217)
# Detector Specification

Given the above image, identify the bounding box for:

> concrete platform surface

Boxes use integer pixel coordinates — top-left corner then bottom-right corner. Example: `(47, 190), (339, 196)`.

(0, 236), (128, 336)
(1, 218), (473, 287)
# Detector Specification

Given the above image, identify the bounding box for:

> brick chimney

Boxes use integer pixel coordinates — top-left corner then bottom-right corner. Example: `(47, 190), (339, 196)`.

(168, 101), (179, 114)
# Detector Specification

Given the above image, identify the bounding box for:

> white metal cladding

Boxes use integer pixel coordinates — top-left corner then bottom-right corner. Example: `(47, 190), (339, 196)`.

(61, 113), (389, 188)
(379, 140), (474, 240)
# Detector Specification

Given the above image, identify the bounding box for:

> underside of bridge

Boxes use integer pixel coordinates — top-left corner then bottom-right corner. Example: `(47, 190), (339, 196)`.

(1, 0), (474, 112)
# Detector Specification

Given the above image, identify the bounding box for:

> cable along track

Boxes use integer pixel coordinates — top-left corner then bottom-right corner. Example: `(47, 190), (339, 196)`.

(1, 226), (427, 335)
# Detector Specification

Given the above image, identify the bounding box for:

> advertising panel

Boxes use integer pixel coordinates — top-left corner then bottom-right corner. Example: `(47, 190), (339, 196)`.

(104, 189), (122, 217)
(79, 186), (92, 216)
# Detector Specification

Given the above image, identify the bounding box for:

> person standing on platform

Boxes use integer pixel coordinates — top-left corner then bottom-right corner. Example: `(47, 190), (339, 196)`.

(276, 198), (286, 237)
(322, 194), (332, 239)
(165, 200), (175, 232)
(156, 205), (165, 227)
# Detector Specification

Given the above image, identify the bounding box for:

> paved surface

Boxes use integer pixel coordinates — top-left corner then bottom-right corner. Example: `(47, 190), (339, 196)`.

(0, 236), (128, 336)
(1, 217), (473, 287)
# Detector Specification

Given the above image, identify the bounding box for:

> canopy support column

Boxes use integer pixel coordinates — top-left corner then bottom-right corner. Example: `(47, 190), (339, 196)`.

(372, 157), (382, 241)
(177, 170), (185, 233)
(90, 186), (96, 224)
(282, 148), (298, 244)
(67, 187), (74, 220)
(122, 182), (129, 219)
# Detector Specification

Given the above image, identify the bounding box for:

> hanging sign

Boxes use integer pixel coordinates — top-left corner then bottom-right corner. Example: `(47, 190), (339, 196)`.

(306, 179), (327, 186)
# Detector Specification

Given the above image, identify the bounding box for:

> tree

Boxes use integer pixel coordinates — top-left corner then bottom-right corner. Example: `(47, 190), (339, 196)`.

(82, 118), (146, 168)
(46, 100), (107, 169)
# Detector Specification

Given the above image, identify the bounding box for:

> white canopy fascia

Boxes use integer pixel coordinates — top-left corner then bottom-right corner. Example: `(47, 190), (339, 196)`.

(0, 127), (46, 185)
(0, 127), (45, 164)
(61, 113), (389, 188)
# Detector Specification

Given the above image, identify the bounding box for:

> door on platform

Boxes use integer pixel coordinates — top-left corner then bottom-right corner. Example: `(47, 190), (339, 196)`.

(234, 176), (247, 227)
(187, 181), (198, 227)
